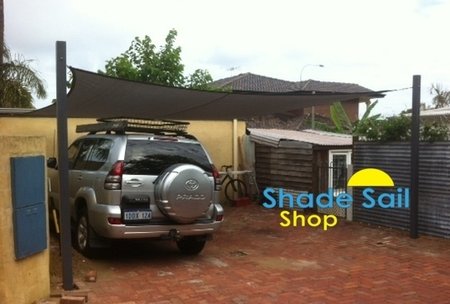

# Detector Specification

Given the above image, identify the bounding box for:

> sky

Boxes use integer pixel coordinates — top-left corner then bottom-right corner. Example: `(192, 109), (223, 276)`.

(5, 0), (450, 116)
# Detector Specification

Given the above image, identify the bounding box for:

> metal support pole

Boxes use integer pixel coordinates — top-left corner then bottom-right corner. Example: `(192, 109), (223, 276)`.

(410, 75), (420, 239)
(56, 41), (74, 290)
(232, 119), (238, 174)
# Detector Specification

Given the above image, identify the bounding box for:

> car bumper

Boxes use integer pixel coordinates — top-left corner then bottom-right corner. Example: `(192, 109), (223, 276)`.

(88, 203), (224, 239)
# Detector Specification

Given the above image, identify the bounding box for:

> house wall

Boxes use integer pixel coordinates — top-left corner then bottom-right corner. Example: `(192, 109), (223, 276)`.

(0, 136), (49, 304)
(246, 100), (361, 130)
(0, 117), (246, 169)
(304, 99), (360, 122)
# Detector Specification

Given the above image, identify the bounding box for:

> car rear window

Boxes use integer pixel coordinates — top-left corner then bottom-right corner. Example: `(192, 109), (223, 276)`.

(124, 140), (212, 175)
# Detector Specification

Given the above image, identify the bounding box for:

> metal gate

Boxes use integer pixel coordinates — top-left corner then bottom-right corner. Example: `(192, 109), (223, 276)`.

(316, 161), (348, 218)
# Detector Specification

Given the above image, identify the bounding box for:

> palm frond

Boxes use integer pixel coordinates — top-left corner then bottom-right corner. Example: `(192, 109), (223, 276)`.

(360, 100), (378, 121)
(330, 101), (352, 133)
(0, 46), (47, 107)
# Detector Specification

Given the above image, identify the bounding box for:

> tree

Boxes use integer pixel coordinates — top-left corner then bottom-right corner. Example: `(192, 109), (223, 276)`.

(0, 46), (47, 108)
(103, 29), (213, 89)
(0, 1), (47, 108)
(315, 100), (380, 135)
(430, 83), (450, 108)
(185, 69), (213, 90)
(1, 0), (4, 65)
(329, 101), (353, 133)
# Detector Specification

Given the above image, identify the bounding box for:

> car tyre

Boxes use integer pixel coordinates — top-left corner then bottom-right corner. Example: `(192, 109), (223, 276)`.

(76, 208), (95, 258)
(176, 236), (206, 255)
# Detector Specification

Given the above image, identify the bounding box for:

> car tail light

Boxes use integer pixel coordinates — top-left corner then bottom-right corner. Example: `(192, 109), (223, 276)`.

(108, 217), (123, 225)
(215, 214), (224, 222)
(105, 161), (124, 190)
(212, 164), (221, 191)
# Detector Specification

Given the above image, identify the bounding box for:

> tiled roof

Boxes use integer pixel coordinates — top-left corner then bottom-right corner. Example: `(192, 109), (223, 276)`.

(248, 128), (352, 147)
(291, 79), (373, 93)
(212, 72), (376, 94)
(212, 73), (295, 93)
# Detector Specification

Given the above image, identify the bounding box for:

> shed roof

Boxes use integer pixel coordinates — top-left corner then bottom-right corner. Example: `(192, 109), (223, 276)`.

(0, 108), (33, 115)
(248, 128), (352, 147)
(417, 106), (450, 117)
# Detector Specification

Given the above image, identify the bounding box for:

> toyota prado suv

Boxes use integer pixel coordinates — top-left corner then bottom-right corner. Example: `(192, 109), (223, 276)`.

(47, 118), (224, 257)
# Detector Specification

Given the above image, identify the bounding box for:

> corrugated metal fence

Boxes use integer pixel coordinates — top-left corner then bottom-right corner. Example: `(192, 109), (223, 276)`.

(353, 141), (450, 238)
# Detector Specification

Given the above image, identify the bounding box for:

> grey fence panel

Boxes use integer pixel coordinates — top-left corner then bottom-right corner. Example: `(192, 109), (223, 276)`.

(353, 141), (450, 238)
(353, 142), (411, 230)
(417, 143), (450, 238)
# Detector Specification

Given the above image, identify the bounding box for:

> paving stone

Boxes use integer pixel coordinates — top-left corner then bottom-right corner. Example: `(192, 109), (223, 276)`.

(60, 296), (86, 304)
(59, 204), (450, 303)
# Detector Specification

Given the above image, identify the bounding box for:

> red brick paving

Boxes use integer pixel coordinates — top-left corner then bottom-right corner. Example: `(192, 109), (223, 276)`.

(66, 204), (450, 303)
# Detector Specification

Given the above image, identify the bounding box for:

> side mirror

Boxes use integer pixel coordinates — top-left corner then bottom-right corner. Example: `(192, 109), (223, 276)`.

(47, 157), (58, 169)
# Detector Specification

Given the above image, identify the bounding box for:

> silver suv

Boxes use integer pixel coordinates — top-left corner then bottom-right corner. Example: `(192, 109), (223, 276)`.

(47, 119), (224, 257)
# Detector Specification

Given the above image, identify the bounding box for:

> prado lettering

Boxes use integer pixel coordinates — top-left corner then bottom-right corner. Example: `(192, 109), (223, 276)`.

(261, 168), (410, 230)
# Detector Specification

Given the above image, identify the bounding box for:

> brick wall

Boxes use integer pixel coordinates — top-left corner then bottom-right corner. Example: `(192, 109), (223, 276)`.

(304, 99), (360, 122)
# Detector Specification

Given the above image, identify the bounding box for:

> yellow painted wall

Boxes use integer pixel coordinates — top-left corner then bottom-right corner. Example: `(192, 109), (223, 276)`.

(0, 117), (247, 169)
(0, 136), (49, 304)
(187, 120), (246, 169)
(0, 117), (95, 157)
(0, 118), (246, 301)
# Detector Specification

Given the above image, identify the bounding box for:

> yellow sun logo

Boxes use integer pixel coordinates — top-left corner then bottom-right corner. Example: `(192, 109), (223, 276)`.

(347, 168), (394, 187)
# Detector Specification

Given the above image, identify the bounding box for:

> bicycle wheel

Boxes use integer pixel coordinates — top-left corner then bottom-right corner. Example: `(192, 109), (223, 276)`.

(224, 178), (248, 202)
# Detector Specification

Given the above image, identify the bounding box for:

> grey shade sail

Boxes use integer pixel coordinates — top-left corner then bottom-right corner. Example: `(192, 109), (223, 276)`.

(26, 68), (387, 120)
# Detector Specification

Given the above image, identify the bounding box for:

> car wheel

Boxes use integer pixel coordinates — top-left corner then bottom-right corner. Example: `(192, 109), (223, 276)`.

(76, 209), (94, 257)
(176, 236), (206, 255)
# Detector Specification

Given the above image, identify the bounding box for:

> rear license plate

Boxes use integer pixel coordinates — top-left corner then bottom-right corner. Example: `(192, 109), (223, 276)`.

(123, 210), (151, 221)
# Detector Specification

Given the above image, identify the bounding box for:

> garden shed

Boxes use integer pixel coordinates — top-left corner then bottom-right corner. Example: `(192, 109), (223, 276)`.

(248, 128), (352, 208)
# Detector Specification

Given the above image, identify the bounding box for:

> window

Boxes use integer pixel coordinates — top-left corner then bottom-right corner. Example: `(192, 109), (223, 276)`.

(85, 139), (113, 171)
(124, 140), (211, 175)
(68, 140), (82, 169)
(73, 139), (96, 170)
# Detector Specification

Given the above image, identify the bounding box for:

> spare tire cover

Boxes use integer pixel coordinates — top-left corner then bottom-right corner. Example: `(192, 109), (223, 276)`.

(155, 164), (213, 224)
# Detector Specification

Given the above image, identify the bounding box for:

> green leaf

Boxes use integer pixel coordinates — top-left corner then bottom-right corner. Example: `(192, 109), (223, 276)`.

(330, 101), (352, 133)
(360, 100), (378, 121)
(0, 46), (47, 108)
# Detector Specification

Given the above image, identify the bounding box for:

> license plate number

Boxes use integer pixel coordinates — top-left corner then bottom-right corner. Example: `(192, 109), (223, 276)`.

(124, 210), (151, 221)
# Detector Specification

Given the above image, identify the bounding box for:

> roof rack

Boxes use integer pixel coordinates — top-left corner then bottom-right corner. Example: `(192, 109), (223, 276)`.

(76, 118), (190, 135)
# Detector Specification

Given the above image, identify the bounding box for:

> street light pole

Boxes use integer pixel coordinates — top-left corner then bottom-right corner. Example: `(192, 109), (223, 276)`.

(300, 64), (324, 81)
(300, 64), (324, 129)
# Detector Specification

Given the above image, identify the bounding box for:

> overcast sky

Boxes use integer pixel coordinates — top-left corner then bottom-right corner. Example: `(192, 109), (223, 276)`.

(5, 0), (450, 116)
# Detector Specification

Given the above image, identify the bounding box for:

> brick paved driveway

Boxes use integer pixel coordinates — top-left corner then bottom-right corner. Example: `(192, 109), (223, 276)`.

(60, 204), (450, 303)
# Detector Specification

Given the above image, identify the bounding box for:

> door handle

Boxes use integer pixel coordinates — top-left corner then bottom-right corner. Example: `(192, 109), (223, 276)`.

(125, 179), (143, 187)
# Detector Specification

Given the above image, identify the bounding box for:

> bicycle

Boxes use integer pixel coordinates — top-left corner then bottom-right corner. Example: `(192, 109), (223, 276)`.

(219, 165), (248, 202)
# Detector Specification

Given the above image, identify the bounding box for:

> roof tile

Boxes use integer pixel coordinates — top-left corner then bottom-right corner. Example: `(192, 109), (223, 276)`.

(212, 73), (375, 93)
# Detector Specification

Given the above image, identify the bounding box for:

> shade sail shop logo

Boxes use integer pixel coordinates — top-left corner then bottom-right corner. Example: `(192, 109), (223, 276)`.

(262, 168), (410, 230)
